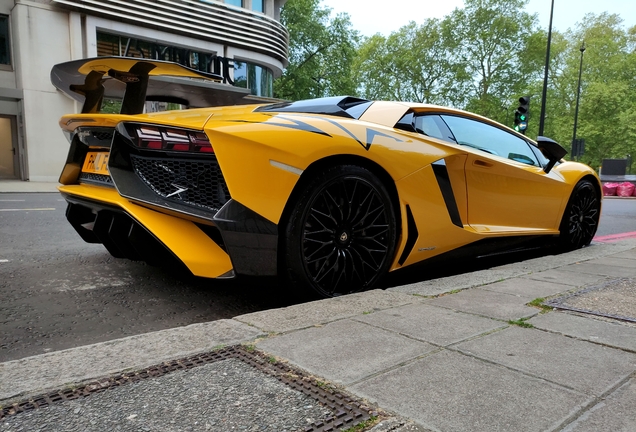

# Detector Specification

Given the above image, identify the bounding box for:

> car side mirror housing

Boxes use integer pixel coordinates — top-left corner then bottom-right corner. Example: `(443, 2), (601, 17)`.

(536, 136), (567, 174)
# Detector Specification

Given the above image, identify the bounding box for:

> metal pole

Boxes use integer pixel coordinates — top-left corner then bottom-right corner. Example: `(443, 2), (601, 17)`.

(572, 41), (586, 161)
(538, 0), (555, 137)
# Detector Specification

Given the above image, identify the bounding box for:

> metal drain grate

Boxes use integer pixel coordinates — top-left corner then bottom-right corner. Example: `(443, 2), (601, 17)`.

(544, 278), (636, 323)
(0, 346), (376, 432)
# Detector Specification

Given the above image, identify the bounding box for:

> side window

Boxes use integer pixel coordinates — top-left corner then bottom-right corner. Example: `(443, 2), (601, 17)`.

(413, 115), (454, 142)
(441, 115), (540, 166)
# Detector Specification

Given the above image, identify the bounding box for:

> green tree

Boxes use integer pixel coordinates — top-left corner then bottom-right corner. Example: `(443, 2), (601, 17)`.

(274, 0), (360, 100)
(540, 13), (636, 169)
(354, 20), (468, 105)
(442, 0), (542, 124)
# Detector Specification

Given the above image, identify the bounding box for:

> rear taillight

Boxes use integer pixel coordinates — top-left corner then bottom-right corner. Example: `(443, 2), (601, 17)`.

(125, 124), (213, 153)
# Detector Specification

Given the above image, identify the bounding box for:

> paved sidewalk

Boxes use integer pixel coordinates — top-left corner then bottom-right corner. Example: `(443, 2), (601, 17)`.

(1, 241), (636, 431)
(0, 181), (60, 193)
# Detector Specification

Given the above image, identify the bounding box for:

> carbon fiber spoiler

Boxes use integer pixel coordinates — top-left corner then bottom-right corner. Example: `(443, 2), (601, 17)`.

(50, 57), (262, 114)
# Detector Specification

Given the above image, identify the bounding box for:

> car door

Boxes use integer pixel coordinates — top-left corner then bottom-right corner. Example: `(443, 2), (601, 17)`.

(440, 115), (568, 233)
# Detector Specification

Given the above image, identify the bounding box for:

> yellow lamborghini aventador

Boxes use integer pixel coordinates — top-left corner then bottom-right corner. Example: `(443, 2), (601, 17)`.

(51, 57), (601, 298)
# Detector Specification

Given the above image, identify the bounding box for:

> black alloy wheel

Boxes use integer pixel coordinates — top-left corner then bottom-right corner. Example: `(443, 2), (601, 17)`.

(559, 179), (600, 250)
(284, 165), (397, 298)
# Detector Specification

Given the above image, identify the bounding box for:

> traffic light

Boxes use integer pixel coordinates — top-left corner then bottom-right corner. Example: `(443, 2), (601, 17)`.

(572, 138), (585, 159)
(513, 96), (530, 134)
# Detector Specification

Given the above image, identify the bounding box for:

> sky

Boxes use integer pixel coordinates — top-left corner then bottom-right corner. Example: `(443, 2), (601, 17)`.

(319, 0), (636, 36)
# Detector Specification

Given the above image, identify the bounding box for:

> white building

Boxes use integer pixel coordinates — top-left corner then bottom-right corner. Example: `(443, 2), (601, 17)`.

(0, 0), (288, 181)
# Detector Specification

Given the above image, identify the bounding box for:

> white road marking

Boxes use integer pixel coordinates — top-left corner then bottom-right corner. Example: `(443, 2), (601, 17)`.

(0, 259), (8, 263)
(0, 208), (56, 212)
(0, 199), (26, 202)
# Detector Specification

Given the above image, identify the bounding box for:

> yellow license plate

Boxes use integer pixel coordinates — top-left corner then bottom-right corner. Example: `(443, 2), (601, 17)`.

(82, 152), (110, 175)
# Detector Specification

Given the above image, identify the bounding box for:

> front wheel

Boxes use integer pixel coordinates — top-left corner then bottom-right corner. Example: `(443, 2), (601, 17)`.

(559, 179), (600, 250)
(283, 165), (397, 298)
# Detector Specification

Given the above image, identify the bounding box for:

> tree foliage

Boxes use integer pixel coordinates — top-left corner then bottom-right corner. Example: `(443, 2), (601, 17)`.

(442, 0), (541, 123)
(353, 20), (466, 106)
(541, 13), (636, 169)
(274, 0), (359, 100)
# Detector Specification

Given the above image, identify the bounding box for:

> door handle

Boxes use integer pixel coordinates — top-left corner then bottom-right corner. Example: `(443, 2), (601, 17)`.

(473, 159), (493, 168)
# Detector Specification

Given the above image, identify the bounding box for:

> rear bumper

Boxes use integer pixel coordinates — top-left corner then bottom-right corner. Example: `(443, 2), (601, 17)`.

(60, 183), (280, 278)
(59, 184), (234, 279)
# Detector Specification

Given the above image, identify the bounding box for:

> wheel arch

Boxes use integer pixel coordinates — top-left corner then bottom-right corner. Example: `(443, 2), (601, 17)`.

(558, 173), (602, 250)
(277, 154), (403, 261)
(562, 173), (602, 217)
(580, 173), (602, 200)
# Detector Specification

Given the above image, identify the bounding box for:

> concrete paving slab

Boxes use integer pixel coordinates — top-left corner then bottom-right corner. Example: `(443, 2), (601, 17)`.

(496, 243), (636, 272)
(368, 418), (433, 432)
(354, 303), (506, 347)
(257, 319), (436, 385)
(389, 244), (636, 297)
(522, 269), (608, 288)
(479, 278), (568, 299)
(455, 326), (636, 396)
(559, 262), (636, 278)
(0, 180), (60, 193)
(609, 248), (636, 260)
(530, 311), (636, 353)
(0, 319), (263, 403)
(424, 288), (538, 321)
(570, 241), (636, 258)
(590, 256), (636, 268)
(351, 350), (592, 432)
(389, 268), (526, 296)
(234, 289), (416, 333)
(562, 378), (636, 432)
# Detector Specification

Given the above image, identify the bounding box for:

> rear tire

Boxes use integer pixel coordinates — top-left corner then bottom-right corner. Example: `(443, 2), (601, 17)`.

(559, 179), (600, 250)
(283, 165), (397, 298)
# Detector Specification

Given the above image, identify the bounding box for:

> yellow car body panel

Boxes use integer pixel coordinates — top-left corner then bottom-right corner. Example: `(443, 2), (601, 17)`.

(206, 111), (451, 224)
(392, 163), (481, 269)
(463, 152), (567, 233)
(58, 184), (233, 278)
(75, 58), (222, 81)
(59, 109), (216, 132)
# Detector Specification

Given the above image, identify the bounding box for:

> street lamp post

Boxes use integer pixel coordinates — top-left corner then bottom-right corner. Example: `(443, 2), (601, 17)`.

(538, 0), (555, 137)
(572, 41), (586, 161)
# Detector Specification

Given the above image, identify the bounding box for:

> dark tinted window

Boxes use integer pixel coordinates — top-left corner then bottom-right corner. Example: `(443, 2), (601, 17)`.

(0, 15), (10, 65)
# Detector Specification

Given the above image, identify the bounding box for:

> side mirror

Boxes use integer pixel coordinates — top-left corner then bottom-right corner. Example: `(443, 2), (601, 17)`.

(536, 136), (567, 173)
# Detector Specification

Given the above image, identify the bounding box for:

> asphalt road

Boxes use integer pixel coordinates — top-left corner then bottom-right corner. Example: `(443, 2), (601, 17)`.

(1, 192), (635, 362)
(595, 197), (636, 237)
(0, 193), (295, 362)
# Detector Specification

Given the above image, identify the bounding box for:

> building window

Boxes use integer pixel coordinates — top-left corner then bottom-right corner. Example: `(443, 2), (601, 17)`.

(234, 61), (273, 97)
(0, 15), (10, 65)
(225, 0), (243, 6)
(252, 0), (264, 12)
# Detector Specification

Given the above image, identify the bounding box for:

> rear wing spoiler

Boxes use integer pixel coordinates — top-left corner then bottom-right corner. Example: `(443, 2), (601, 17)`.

(50, 57), (266, 114)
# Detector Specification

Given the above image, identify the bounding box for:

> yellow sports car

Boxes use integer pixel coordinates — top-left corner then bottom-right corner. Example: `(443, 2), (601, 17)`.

(51, 58), (601, 298)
